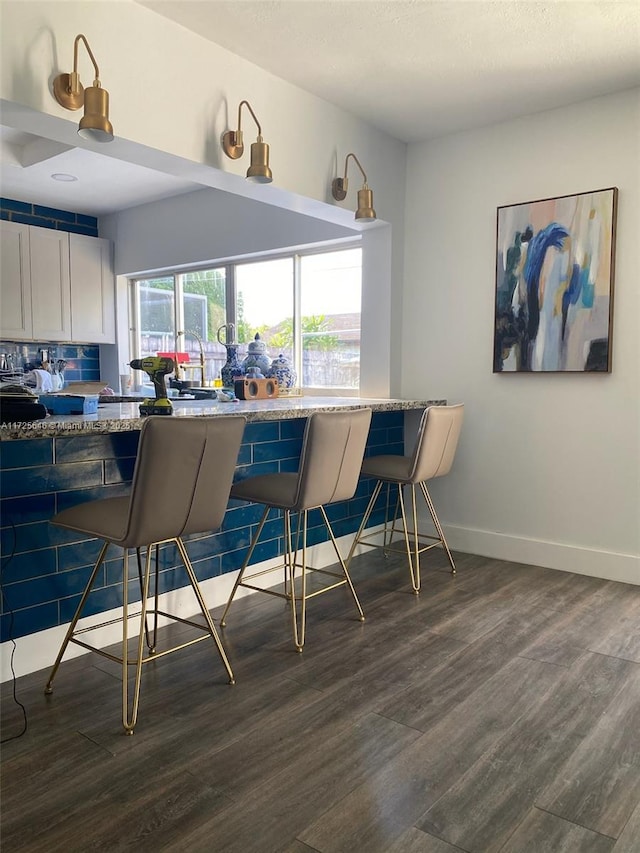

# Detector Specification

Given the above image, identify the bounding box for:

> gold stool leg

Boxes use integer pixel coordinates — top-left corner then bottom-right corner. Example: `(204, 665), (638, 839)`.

(384, 483), (401, 555)
(398, 484), (420, 594)
(288, 509), (307, 653)
(410, 484), (421, 593)
(175, 537), (235, 684)
(345, 480), (382, 566)
(320, 506), (365, 623)
(135, 546), (156, 653)
(420, 482), (456, 574)
(220, 505), (270, 627)
(283, 508), (294, 600)
(44, 540), (110, 695)
(122, 545), (152, 735)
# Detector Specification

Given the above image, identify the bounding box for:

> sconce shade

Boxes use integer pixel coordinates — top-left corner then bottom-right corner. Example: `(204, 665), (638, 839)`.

(52, 34), (114, 143)
(332, 153), (376, 222)
(223, 101), (273, 183)
(356, 187), (376, 221)
(247, 139), (272, 183)
(78, 85), (114, 143)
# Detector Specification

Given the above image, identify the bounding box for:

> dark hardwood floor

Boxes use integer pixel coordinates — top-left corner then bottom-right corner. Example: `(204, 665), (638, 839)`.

(2, 550), (640, 852)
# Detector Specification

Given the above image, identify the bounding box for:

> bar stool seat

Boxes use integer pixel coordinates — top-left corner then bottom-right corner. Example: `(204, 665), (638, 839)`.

(44, 415), (246, 734)
(221, 408), (372, 652)
(347, 404), (464, 593)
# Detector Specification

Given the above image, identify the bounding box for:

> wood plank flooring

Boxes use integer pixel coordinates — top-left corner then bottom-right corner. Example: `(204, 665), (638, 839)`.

(2, 550), (640, 853)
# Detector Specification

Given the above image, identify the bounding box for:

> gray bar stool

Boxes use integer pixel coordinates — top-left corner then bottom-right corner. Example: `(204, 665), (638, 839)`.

(347, 404), (464, 593)
(44, 415), (246, 734)
(220, 408), (372, 652)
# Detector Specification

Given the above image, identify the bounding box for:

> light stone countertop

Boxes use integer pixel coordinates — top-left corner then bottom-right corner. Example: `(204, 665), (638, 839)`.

(0, 396), (445, 440)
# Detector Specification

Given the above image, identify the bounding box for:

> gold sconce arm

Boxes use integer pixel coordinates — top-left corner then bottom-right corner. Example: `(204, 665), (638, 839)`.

(222, 100), (273, 183)
(52, 33), (114, 143)
(224, 100), (262, 158)
(332, 152), (377, 222)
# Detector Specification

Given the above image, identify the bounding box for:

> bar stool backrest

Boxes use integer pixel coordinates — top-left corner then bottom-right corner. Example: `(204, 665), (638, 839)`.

(409, 404), (464, 484)
(124, 416), (246, 547)
(294, 408), (372, 510)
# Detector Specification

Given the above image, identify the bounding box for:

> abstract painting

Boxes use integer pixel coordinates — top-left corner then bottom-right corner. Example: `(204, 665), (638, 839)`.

(494, 187), (618, 372)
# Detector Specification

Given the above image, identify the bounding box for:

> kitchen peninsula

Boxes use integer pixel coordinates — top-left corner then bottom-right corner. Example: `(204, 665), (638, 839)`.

(0, 397), (442, 671)
(0, 395), (440, 439)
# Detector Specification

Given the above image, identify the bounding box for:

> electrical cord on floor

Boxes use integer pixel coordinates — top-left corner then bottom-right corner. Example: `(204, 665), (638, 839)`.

(0, 518), (28, 743)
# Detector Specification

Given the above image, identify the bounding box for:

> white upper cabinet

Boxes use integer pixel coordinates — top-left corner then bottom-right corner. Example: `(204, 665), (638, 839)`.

(69, 234), (115, 343)
(0, 224), (115, 344)
(0, 221), (32, 338)
(30, 228), (71, 341)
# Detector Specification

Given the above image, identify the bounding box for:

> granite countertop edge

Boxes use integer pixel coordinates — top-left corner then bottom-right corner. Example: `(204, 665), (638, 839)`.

(0, 397), (447, 440)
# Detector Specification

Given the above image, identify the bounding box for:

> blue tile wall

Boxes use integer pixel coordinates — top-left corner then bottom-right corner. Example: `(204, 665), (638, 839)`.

(1, 198), (98, 237)
(0, 412), (405, 643)
(0, 341), (101, 384)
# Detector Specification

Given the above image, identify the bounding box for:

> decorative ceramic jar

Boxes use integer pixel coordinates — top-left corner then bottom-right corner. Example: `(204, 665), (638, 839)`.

(241, 334), (271, 375)
(220, 344), (244, 388)
(245, 366), (264, 379)
(267, 353), (297, 390)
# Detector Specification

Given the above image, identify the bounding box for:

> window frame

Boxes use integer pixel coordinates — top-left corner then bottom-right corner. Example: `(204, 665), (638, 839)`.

(129, 239), (362, 395)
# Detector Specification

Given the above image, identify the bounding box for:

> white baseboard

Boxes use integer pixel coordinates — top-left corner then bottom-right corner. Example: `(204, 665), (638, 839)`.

(444, 524), (640, 586)
(1, 531), (379, 683)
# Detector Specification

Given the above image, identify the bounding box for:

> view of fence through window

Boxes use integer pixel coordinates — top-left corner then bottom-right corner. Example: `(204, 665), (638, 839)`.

(301, 249), (361, 388)
(134, 246), (361, 389)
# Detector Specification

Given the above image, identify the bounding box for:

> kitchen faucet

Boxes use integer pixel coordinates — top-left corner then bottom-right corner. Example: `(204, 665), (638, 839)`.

(177, 329), (206, 386)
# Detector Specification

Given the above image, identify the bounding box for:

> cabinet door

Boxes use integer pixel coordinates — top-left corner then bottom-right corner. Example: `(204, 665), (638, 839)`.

(30, 228), (71, 341)
(69, 234), (116, 344)
(0, 221), (32, 339)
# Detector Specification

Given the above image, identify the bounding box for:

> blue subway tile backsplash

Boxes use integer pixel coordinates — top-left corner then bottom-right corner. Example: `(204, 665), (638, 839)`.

(1, 198), (32, 214)
(1, 197), (98, 237)
(0, 341), (102, 385)
(0, 603), (59, 647)
(34, 205), (76, 222)
(0, 547), (58, 585)
(0, 438), (54, 469)
(0, 493), (56, 527)
(55, 432), (140, 463)
(0, 412), (405, 644)
(1, 460), (104, 499)
(11, 213), (57, 229)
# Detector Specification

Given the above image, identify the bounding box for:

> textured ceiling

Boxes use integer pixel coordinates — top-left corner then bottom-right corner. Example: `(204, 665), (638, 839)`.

(139, 0), (640, 142)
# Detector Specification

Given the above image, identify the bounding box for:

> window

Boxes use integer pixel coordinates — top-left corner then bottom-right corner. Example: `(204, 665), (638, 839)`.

(300, 249), (361, 390)
(134, 269), (228, 386)
(131, 245), (361, 391)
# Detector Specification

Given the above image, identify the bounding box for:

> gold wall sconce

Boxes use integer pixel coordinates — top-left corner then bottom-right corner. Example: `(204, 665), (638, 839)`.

(52, 34), (114, 143)
(332, 152), (376, 221)
(222, 100), (272, 183)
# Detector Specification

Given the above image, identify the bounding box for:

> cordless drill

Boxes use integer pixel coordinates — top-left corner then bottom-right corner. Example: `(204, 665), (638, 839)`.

(129, 356), (175, 416)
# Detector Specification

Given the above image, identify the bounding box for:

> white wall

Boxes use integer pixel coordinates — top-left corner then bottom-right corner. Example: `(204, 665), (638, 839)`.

(0, 0), (407, 393)
(402, 89), (640, 584)
(0, 1), (404, 205)
(2, 2), (636, 584)
(100, 187), (356, 275)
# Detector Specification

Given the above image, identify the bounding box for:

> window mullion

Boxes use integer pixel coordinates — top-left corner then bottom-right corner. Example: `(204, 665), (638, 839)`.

(293, 254), (302, 386)
(226, 264), (236, 330)
(174, 273), (185, 347)
(130, 281), (141, 360)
